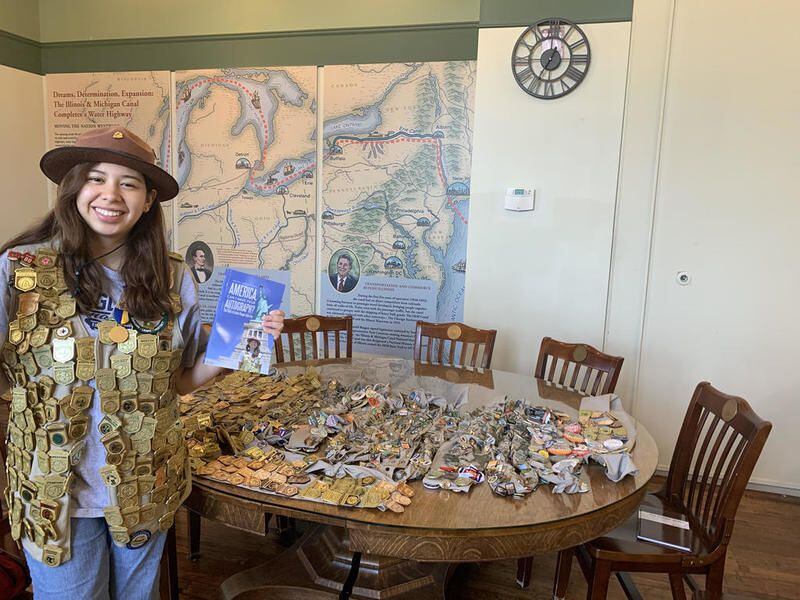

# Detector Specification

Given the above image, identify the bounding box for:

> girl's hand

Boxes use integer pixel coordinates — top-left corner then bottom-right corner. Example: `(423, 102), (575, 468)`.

(262, 309), (285, 337)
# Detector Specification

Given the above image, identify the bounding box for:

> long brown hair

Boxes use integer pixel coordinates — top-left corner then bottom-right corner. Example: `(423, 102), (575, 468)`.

(1, 163), (174, 319)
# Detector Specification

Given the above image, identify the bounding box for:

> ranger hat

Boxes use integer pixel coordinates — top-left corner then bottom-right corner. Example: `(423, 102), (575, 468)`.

(40, 126), (178, 200)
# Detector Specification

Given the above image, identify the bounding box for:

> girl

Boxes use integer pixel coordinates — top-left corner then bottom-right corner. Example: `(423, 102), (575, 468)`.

(0, 127), (284, 598)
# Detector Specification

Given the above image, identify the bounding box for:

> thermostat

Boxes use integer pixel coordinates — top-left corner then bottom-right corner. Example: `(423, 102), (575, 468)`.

(504, 188), (534, 211)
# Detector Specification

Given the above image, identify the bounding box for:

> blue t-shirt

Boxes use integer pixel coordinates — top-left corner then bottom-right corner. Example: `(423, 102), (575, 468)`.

(0, 246), (208, 517)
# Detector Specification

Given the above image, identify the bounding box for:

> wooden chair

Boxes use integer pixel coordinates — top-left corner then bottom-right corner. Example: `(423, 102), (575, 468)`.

(534, 337), (624, 395)
(274, 315), (352, 363)
(517, 337), (625, 587)
(413, 321), (497, 369)
(552, 382), (772, 600)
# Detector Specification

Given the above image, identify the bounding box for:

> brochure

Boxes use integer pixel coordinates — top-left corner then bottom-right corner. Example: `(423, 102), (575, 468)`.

(204, 269), (286, 375)
(636, 507), (693, 552)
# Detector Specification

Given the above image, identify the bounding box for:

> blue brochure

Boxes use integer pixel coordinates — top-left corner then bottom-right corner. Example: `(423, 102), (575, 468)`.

(204, 269), (286, 374)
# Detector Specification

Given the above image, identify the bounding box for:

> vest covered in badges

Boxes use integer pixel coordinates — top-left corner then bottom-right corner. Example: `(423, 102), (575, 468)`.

(2, 246), (192, 567)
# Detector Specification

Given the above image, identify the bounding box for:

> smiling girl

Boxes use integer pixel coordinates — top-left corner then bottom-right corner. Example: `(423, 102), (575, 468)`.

(0, 127), (283, 598)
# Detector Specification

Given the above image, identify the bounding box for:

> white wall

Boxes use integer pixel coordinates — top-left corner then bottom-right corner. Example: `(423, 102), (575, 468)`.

(612, 0), (800, 492)
(465, 23), (631, 376)
(0, 65), (47, 244)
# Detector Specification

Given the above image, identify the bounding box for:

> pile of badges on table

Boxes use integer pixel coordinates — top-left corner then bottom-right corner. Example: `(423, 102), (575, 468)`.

(180, 370), (637, 510)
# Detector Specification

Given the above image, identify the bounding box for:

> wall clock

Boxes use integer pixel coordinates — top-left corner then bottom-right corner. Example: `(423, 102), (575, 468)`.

(511, 18), (591, 99)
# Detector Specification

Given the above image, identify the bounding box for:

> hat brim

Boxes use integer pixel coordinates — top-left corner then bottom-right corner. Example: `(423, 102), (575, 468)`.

(40, 146), (179, 201)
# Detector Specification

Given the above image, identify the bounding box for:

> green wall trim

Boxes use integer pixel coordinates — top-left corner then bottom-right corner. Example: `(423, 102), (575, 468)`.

(480, 0), (632, 27)
(40, 23), (478, 73)
(0, 30), (42, 74)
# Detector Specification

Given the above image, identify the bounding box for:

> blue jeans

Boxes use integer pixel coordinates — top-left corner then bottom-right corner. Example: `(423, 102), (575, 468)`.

(25, 518), (166, 600)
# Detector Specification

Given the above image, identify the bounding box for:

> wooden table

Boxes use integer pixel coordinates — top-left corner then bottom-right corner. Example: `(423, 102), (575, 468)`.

(184, 355), (658, 599)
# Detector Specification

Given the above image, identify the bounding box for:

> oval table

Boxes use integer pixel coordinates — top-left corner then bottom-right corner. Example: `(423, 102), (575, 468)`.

(183, 355), (658, 599)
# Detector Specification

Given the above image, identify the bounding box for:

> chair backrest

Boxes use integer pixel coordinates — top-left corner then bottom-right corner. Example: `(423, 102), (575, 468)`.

(413, 321), (497, 369)
(664, 382), (772, 550)
(534, 337), (624, 395)
(274, 315), (352, 363)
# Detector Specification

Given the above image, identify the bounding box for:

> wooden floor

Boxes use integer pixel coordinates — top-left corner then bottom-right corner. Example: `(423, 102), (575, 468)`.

(171, 482), (800, 600)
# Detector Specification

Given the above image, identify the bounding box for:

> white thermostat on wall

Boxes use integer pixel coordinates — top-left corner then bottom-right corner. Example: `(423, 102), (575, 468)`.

(504, 188), (535, 211)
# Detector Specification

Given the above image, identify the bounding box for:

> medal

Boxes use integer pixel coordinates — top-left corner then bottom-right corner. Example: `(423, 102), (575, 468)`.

(109, 325), (129, 344)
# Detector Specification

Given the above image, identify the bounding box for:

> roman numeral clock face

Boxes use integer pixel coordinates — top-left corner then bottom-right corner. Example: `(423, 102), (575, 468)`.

(512, 18), (591, 99)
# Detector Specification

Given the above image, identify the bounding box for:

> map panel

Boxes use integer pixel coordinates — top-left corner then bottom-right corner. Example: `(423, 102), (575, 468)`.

(174, 67), (317, 317)
(321, 62), (475, 322)
(45, 71), (173, 242)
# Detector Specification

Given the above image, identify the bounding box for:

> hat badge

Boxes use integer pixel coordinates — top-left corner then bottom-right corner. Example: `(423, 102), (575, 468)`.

(112, 131), (124, 139)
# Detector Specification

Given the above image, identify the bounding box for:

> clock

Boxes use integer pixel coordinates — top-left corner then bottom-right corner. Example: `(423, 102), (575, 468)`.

(511, 18), (591, 99)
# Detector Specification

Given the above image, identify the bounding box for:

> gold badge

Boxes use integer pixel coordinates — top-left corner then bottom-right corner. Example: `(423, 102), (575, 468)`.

(52, 337), (75, 362)
(42, 474), (68, 500)
(8, 321), (24, 345)
(152, 351), (170, 374)
(56, 295), (76, 319)
(118, 372), (138, 393)
(98, 320), (117, 345)
(76, 361), (96, 381)
(100, 391), (121, 414)
(19, 353), (38, 377)
(103, 505), (124, 526)
(68, 415), (88, 440)
(159, 510), (175, 532)
(136, 372), (153, 394)
(48, 449), (70, 474)
(44, 399), (59, 422)
(169, 292), (182, 314)
(14, 268), (36, 292)
(100, 465), (121, 488)
(117, 329), (137, 354)
(152, 372), (171, 395)
(121, 506), (140, 528)
(169, 349), (182, 371)
(70, 386), (93, 411)
(53, 361), (75, 386)
(37, 268), (56, 289)
(18, 314), (37, 332)
(32, 346), (54, 370)
(110, 354), (132, 379)
(75, 337), (94, 360)
(30, 326), (50, 348)
(132, 353), (152, 372)
(122, 411), (144, 434)
(109, 526), (130, 545)
(137, 334), (158, 358)
(96, 368), (117, 392)
(16, 337), (30, 356)
(112, 130), (124, 139)
(42, 545), (64, 567)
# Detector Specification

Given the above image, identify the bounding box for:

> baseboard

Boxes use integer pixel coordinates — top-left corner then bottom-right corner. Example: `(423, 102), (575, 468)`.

(654, 466), (800, 498)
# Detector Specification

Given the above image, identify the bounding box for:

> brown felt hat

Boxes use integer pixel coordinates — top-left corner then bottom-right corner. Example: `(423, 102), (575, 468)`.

(40, 126), (179, 201)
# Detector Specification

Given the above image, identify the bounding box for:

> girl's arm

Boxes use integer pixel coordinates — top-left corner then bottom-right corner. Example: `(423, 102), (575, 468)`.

(174, 310), (285, 395)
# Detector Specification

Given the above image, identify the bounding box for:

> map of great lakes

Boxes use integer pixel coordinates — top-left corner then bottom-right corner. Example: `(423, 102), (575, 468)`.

(174, 67), (317, 315)
(322, 62), (475, 320)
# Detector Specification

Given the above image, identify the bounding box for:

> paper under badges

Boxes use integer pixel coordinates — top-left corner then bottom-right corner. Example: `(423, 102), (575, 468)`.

(204, 269), (286, 375)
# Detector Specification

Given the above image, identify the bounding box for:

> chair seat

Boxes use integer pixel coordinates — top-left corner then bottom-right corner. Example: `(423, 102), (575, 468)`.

(586, 494), (714, 565)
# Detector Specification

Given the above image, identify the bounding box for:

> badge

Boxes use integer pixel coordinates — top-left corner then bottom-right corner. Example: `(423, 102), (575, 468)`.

(109, 325), (129, 344)
(117, 329), (137, 354)
(122, 411), (144, 434)
(16, 336), (30, 356)
(42, 474), (67, 500)
(75, 337), (94, 360)
(103, 505), (124, 526)
(100, 391), (121, 414)
(19, 353), (38, 377)
(48, 449), (70, 474)
(37, 452), (51, 473)
(159, 511), (175, 532)
(56, 295), (76, 319)
(131, 416), (157, 441)
(101, 430), (126, 455)
(118, 372), (138, 393)
(29, 326), (49, 348)
(139, 502), (156, 523)
(13, 364), (27, 387)
(17, 292), (39, 316)
(98, 320), (117, 345)
(152, 372), (171, 395)
(110, 354), (132, 379)
(42, 545), (64, 567)
(120, 395), (138, 413)
(70, 386), (93, 411)
(36, 249), (57, 268)
(132, 353), (152, 372)
(131, 438), (151, 455)
(117, 479), (138, 501)
(122, 507), (140, 529)
(32, 346), (53, 370)
(98, 414), (121, 436)
(136, 334), (158, 358)
(18, 314), (36, 332)
(69, 441), (85, 466)
(126, 529), (151, 550)
(37, 268), (56, 289)
(96, 368), (117, 392)
(53, 361), (75, 385)
(136, 373), (153, 395)
(68, 415), (88, 440)
(169, 349), (182, 371)
(109, 526), (130, 545)
(52, 337), (75, 362)
(76, 361), (96, 381)
(152, 351), (170, 374)
(100, 465), (121, 487)
(14, 267), (36, 292)
(8, 321), (24, 345)
(56, 324), (72, 340)
(58, 395), (79, 419)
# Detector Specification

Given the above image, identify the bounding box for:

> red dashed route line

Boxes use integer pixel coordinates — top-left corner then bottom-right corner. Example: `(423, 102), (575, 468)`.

(336, 137), (468, 225)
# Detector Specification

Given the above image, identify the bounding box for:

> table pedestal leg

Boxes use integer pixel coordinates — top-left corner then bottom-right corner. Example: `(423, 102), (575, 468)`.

(220, 524), (448, 600)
